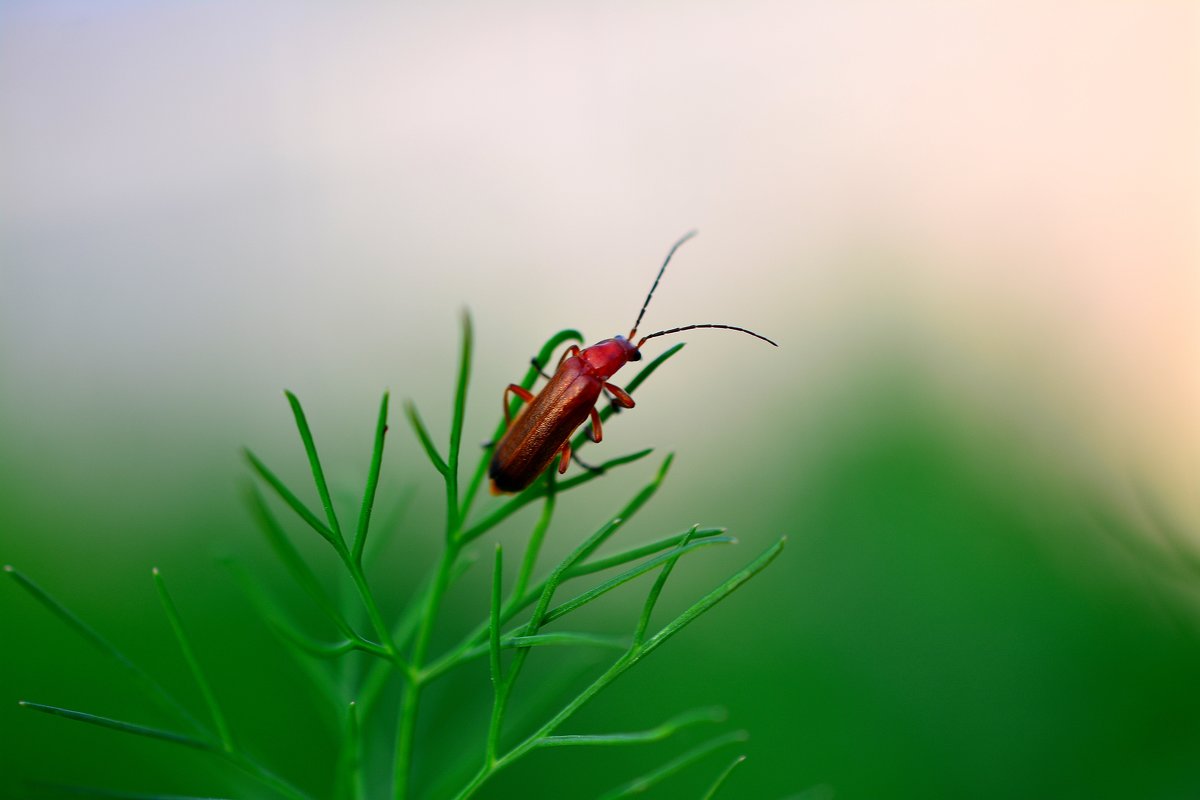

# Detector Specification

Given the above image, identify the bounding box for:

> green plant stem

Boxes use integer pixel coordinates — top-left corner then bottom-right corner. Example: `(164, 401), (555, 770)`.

(392, 542), (460, 800)
(355, 552), (478, 719)
(344, 560), (410, 675)
(450, 537), (784, 800)
(420, 526), (731, 684)
(512, 487), (555, 601)
(486, 545), (504, 764)
(393, 312), (475, 799)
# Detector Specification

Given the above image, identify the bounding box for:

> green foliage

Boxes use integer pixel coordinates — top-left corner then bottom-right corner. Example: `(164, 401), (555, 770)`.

(8, 315), (783, 799)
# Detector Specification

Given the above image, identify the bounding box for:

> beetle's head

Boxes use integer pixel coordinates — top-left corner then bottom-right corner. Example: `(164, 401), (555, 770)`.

(613, 334), (642, 362)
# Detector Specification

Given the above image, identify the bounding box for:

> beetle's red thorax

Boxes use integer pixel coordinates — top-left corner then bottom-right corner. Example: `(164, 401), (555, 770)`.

(579, 336), (639, 381)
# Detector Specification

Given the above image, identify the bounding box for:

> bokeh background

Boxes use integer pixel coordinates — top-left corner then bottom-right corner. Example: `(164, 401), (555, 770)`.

(2, 2), (1198, 798)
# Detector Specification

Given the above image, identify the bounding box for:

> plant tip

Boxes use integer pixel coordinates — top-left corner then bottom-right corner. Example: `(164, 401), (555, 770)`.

(152, 566), (160, 576)
(2, 564), (12, 573)
(17, 700), (27, 707)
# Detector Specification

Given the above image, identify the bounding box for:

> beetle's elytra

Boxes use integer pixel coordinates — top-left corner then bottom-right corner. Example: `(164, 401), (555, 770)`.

(488, 232), (776, 495)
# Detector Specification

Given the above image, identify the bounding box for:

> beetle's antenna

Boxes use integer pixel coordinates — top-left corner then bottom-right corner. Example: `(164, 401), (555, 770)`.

(637, 323), (778, 349)
(628, 230), (698, 339)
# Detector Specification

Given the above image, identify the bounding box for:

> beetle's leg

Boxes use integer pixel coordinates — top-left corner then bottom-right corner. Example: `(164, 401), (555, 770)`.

(557, 345), (582, 367)
(600, 387), (623, 414)
(604, 382), (636, 410)
(557, 439), (572, 474)
(529, 357), (552, 381)
(503, 384), (536, 426)
(571, 451), (606, 474)
(587, 407), (603, 443)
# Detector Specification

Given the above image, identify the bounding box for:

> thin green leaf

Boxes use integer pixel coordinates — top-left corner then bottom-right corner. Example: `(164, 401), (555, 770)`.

(224, 559), (388, 661)
(532, 453), (674, 604)
(481, 512), (632, 771)
(18, 701), (213, 751)
(446, 310), (474, 538)
(542, 537), (733, 627)
(457, 538), (783, 795)
(245, 485), (357, 639)
(285, 390), (344, 546)
(505, 632), (628, 651)
(597, 730), (748, 800)
(152, 568), (233, 751)
(404, 400), (448, 476)
(30, 784), (232, 799)
(425, 457), (681, 682)
(3, 566), (203, 733)
(639, 537), (786, 661)
(457, 448), (657, 544)
(634, 526), (699, 645)
(568, 527), (727, 577)
(427, 535), (733, 671)
(353, 391), (390, 564)
(701, 754), (747, 800)
(537, 706), (725, 748)
(520, 515), (627, 640)
(244, 448), (341, 551)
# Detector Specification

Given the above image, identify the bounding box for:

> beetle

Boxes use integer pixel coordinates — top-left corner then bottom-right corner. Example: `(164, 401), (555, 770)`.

(488, 232), (777, 494)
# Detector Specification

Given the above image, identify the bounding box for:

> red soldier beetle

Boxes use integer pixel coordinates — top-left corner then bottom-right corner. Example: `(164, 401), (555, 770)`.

(488, 232), (777, 494)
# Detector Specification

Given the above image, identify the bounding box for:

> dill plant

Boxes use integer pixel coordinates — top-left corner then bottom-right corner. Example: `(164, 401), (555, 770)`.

(8, 314), (784, 799)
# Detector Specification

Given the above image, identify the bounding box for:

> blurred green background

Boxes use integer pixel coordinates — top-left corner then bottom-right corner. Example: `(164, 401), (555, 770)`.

(2, 2), (1197, 799)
